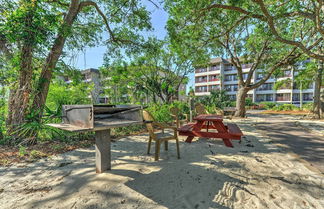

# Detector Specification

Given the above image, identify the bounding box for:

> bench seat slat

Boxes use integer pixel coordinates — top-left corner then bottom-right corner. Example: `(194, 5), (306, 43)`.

(178, 123), (195, 132)
(227, 123), (243, 136)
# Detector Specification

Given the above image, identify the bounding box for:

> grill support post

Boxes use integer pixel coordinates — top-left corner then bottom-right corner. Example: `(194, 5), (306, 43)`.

(95, 129), (111, 173)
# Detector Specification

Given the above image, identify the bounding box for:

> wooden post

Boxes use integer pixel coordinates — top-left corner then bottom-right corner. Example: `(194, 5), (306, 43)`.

(95, 129), (111, 173)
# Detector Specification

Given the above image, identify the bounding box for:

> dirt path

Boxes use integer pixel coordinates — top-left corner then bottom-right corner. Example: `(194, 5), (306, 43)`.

(249, 114), (324, 174)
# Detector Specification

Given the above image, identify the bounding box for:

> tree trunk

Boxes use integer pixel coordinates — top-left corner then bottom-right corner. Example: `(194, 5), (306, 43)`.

(234, 87), (249, 117)
(6, 1), (36, 130)
(31, 1), (80, 120)
(313, 61), (323, 118)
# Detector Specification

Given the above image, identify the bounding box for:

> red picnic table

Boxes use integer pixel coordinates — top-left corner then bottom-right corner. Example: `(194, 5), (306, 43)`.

(178, 114), (243, 147)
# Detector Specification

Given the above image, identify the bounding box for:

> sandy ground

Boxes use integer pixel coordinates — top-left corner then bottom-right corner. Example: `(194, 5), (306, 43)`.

(1, 118), (324, 209)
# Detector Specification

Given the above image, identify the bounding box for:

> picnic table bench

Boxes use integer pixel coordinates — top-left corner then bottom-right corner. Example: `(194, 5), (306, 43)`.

(178, 114), (243, 147)
(223, 107), (237, 116)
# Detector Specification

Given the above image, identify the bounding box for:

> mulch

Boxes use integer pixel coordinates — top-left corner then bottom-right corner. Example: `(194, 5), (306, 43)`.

(0, 139), (94, 166)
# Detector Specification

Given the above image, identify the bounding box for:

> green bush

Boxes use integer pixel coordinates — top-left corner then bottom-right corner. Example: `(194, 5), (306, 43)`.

(146, 101), (189, 123)
(30, 150), (46, 159)
(197, 90), (232, 109)
(18, 145), (28, 157)
(302, 102), (313, 111)
(260, 102), (276, 110)
(272, 104), (299, 111)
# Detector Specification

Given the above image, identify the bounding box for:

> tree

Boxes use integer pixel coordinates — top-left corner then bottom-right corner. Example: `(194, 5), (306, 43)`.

(195, 0), (323, 61)
(0, 0), (152, 133)
(295, 58), (324, 118)
(102, 39), (192, 104)
(166, 0), (301, 117)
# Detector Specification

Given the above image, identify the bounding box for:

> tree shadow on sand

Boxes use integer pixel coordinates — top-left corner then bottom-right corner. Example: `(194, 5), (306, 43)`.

(17, 126), (289, 209)
(6, 119), (322, 208)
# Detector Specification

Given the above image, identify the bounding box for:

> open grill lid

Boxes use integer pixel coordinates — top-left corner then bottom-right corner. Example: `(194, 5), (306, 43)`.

(48, 104), (143, 132)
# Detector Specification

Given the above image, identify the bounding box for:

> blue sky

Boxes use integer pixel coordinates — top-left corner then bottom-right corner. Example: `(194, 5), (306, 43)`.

(72, 1), (194, 90)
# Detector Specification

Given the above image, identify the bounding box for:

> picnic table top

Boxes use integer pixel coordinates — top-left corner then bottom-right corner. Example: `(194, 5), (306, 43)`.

(193, 114), (223, 122)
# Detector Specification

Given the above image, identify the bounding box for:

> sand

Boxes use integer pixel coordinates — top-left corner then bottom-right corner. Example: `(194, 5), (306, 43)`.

(0, 118), (323, 209)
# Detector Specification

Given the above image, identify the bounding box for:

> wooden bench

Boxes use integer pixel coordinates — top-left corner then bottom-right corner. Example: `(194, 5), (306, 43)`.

(178, 123), (195, 132)
(227, 123), (243, 137)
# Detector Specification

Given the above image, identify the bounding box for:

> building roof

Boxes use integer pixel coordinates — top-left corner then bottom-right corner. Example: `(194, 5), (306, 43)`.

(81, 68), (99, 74)
(209, 57), (230, 64)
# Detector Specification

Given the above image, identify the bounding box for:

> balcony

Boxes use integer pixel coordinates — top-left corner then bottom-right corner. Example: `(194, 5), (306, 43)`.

(242, 63), (252, 69)
(224, 66), (235, 71)
(195, 68), (207, 73)
(195, 89), (208, 93)
(276, 97), (290, 101)
(209, 85), (220, 91)
(210, 66), (220, 71)
(195, 79), (208, 83)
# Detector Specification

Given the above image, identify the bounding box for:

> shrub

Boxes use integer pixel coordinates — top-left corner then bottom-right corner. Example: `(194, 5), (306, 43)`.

(260, 102), (276, 110)
(302, 102), (313, 111)
(146, 101), (189, 123)
(197, 90), (232, 109)
(272, 104), (299, 111)
(18, 145), (28, 157)
(245, 98), (254, 106)
(30, 150), (46, 159)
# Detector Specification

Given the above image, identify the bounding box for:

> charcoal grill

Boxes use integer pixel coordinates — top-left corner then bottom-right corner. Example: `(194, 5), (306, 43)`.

(48, 104), (142, 173)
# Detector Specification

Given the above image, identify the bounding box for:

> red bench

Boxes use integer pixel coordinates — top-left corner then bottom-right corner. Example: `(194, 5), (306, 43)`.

(227, 123), (243, 137)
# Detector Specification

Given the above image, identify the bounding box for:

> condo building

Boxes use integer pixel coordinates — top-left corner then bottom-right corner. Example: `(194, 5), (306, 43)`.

(194, 57), (314, 104)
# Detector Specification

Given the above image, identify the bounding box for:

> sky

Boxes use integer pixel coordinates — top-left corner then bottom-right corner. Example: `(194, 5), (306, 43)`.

(71, 1), (195, 91)
(72, 1), (168, 69)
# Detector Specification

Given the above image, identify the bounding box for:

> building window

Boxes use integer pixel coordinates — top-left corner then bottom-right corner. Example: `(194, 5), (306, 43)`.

(195, 68), (207, 73)
(224, 85), (232, 91)
(195, 86), (208, 92)
(256, 94), (273, 102)
(224, 64), (234, 71)
(209, 85), (219, 91)
(292, 93), (300, 101)
(209, 74), (219, 81)
(276, 93), (291, 101)
(257, 83), (273, 91)
(224, 75), (232, 81)
(303, 93), (313, 101)
(195, 76), (207, 83)
(278, 70), (291, 78)
(210, 65), (220, 71)
(224, 84), (238, 92)
(229, 95), (236, 100)
(242, 63), (252, 69)
(225, 74), (237, 81)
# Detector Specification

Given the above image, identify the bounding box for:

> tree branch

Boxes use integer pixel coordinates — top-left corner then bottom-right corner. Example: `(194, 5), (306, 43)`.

(250, 47), (300, 89)
(199, 0), (324, 61)
(79, 1), (117, 43)
(254, 0), (324, 60)
(200, 4), (265, 20)
(246, 40), (269, 85)
(44, 0), (70, 7)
